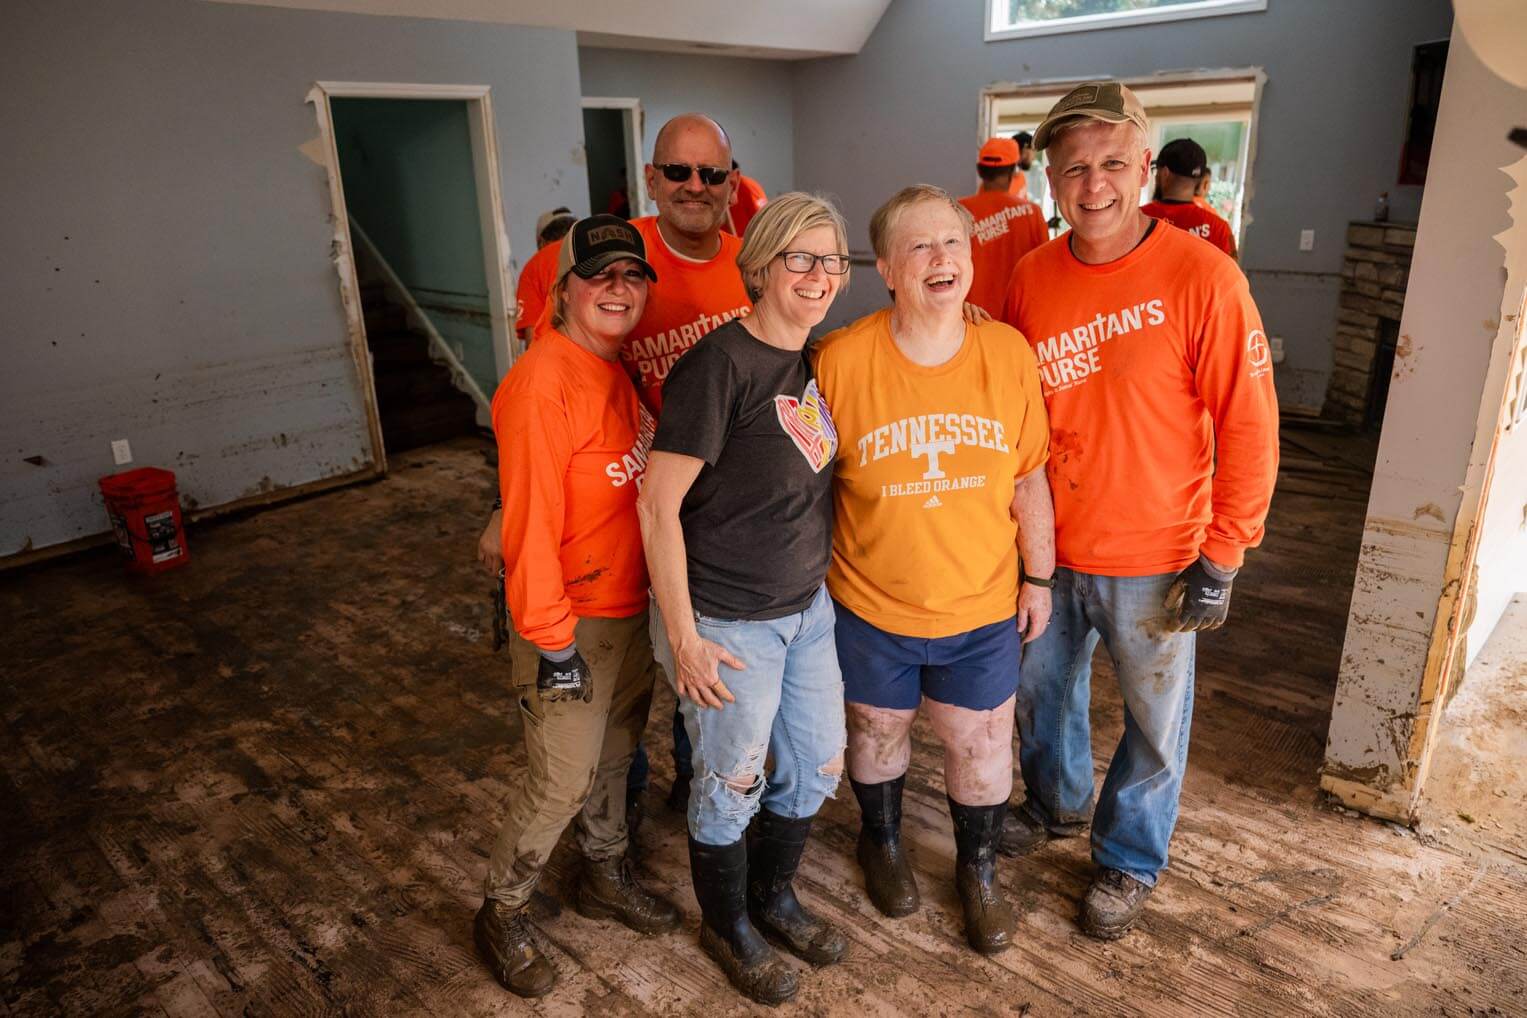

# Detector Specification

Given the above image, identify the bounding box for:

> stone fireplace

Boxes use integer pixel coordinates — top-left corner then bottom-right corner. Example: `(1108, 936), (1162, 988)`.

(1324, 221), (1417, 427)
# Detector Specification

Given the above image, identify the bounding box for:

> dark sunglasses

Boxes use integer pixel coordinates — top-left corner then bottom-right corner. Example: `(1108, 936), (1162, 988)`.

(654, 162), (732, 186)
(780, 251), (850, 275)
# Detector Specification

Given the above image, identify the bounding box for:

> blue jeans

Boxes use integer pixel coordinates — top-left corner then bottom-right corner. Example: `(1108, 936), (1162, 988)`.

(651, 585), (846, 846)
(625, 707), (691, 793)
(1016, 568), (1195, 886)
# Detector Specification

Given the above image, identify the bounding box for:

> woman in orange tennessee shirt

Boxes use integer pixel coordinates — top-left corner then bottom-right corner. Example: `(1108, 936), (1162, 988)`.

(474, 215), (679, 1000)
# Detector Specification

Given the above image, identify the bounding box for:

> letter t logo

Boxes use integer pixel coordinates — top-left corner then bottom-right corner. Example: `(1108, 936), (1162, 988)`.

(910, 440), (955, 479)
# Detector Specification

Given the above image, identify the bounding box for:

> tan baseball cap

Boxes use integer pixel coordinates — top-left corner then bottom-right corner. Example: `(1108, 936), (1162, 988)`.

(1033, 81), (1149, 151)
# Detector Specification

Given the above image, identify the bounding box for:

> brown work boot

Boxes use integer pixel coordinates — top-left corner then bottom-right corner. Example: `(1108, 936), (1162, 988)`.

(1080, 868), (1153, 940)
(690, 836), (799, 1007)
(949, 798), (1016, 955)
(474, 899), (556, 997)
(850, 775), (920, 918)
(747, 809), (847, 966)
(575, 855), (681, 934)
(998, 805), (1051, 857)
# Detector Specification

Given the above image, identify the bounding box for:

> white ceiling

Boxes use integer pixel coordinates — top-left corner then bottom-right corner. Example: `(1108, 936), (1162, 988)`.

(202, 0), (893, 58)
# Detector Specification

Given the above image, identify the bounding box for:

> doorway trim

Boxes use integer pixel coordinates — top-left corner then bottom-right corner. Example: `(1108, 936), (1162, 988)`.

(581, 96), (648, 217)
(305, 80), (518, 472)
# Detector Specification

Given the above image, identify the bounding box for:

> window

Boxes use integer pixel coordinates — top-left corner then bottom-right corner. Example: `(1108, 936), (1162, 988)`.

(987, 0), (1267, 41)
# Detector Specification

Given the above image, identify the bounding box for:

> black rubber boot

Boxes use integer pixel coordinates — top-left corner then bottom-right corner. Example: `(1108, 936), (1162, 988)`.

(746, 809), (847, 966)
(948, 798), (1016, 955)
(474, 898), (557, 997)
(689, 836), (799, 1006)
(851, 776), (920, 918)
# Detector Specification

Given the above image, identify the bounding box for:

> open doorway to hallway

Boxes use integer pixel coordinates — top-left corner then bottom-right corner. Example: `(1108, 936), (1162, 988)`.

(582, 97), (645, 220)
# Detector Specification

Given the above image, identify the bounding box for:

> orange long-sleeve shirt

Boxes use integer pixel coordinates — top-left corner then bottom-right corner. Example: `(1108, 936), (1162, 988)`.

(514, 241), (560, 342)
(493, 329), (654, 650)
(1001, 224), (1278, 575)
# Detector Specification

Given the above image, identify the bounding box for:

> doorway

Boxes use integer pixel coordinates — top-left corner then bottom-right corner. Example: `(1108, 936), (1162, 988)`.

(306, 82), (515, 467)
(581, 97), (645, 220)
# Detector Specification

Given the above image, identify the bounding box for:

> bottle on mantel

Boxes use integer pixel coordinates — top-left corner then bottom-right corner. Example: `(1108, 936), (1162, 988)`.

(1374, 191), (1390, 223)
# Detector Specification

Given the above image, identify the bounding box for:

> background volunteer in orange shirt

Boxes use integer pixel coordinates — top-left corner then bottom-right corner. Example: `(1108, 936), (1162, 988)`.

(959, 137), (1048, 316)
(999, 83), (1278, 941)
(724, 159), (768, 237)
(815, 184), (1055, 957)
(511, 207), (576, 345)
(476, 216), (680, 999)
(1141, 138), (1238, 258)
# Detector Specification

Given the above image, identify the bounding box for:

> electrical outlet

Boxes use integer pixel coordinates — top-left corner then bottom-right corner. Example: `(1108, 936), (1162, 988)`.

(1299, 229), (1315, 252)
(111, 439), (132, 466)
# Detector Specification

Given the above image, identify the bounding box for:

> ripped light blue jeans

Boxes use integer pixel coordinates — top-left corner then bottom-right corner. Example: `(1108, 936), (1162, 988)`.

(651, 584), (847, 846)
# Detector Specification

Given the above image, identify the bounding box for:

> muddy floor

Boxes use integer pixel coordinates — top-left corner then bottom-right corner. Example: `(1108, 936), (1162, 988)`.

(2, 429), (1522, 1017)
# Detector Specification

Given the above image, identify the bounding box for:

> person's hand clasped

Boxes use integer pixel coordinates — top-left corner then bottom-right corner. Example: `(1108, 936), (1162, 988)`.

(1017, 582), (1052, 644)
(672, 635), (744, 710)
(477, 509), (503, 574)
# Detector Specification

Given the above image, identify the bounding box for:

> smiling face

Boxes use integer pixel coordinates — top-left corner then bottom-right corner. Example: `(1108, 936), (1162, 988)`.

(559, 258), (650, 357)
(1046, 119), (1151, 261)
(644, 118), (732, 240)
(757, 224), (845, 332)
(876, 199), (973, 316)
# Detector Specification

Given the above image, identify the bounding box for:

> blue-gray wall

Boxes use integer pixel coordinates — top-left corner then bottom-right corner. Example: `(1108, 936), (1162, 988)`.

(2, 0), (586, 557)
(791, 0), (1455, 410)
(577, 47), (795, 202)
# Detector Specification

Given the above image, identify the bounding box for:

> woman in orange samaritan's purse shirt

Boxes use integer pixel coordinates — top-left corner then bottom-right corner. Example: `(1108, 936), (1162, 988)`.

(472, 215), (680, 1001)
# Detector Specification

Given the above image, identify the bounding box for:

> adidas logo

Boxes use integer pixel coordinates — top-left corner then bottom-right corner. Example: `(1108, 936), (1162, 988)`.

(922, 495), (943, 509)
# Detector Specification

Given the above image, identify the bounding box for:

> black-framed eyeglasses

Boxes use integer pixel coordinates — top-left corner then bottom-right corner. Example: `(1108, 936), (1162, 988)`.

(780, 251), (850, 275)
(654, 163), (731, 186)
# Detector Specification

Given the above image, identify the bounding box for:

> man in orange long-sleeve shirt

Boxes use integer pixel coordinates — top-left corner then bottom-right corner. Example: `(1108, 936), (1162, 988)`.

(959, 137), (1048, 316)
(999, 82), (1278, 940)
(1141, 138), (1237, 259)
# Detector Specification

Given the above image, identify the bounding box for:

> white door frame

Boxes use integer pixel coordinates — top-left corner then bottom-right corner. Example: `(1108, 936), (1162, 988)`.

(581, 96), (649, 217)
(305, 80), (517, 471)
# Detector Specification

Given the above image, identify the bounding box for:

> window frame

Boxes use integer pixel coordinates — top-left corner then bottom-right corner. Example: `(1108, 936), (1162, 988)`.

(985, 0), (1267, 42)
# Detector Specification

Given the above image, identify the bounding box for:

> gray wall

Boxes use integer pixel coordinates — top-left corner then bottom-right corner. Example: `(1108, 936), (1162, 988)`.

(577, 47), (795, 202)
(791, 0), (1455, 410)
(2, 0), (586, 557)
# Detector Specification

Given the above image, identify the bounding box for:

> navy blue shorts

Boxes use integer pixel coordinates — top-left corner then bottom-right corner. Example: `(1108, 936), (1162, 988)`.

(834, 601), (1021, 711)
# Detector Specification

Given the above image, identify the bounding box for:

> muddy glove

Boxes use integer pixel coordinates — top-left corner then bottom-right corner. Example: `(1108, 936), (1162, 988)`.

(1162, 556), (1236, 632)
(537, 644), (593, 703)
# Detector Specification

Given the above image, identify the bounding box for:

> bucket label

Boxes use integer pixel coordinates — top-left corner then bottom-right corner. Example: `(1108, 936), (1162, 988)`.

(145, 510), (183, 563)
(109, 513), (133, 556)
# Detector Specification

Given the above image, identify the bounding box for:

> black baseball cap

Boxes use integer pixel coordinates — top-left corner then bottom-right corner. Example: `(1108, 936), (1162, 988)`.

(1155, 138), (1208, 179)
(555, 214), (658, 285)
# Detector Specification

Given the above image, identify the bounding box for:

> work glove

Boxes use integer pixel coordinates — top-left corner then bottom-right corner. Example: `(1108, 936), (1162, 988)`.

(537, 647), (594, 703)
(1162, 556), (1236, 632)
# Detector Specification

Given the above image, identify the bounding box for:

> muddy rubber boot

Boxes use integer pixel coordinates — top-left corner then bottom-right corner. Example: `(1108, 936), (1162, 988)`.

(575, 855), (681, 934)
(949, 798), (1016, 955)
(746, 809), (847, 966)
(474, 898), (556, 998)
(689, 836), (799, 1007)
(851, 775), (920, 918)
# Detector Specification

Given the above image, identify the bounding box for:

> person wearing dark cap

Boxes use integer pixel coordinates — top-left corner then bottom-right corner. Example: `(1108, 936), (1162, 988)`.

(958, 137), (1048, 316)
(1142, 138), (1238, 258)
(1007, 130), (1041, 204)
(475, 214), (681, 998)
(999, 82), (1278, 940)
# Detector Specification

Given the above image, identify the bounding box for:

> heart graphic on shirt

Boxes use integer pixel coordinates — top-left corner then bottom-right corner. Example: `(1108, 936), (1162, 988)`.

(774, 379), (839, 474)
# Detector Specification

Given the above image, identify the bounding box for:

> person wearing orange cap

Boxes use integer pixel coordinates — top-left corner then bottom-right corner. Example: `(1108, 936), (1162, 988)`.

(999, 81), (1277, 940)
(957, 138), (1048, 317)
(1141, 138), (1237, 258)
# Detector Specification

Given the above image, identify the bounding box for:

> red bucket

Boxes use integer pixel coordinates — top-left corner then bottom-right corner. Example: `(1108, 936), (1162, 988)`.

(99, 467), (190, 574)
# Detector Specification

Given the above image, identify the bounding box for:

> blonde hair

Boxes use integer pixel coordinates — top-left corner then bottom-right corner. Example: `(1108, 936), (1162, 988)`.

(735, 192), (850, 302)
(868, 184), (973, 261)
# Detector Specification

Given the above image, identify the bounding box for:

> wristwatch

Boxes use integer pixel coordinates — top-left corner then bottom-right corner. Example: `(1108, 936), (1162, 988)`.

(1021, 567), (1055, 589)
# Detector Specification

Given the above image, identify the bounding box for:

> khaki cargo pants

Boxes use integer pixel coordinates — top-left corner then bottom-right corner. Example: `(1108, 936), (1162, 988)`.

(484, 611), (657, 908)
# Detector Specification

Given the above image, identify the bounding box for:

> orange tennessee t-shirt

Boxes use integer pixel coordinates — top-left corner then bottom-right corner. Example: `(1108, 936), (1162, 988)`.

(958, 190), (1049, 317)
(814, 311), (1050, 638)
(1001, 224), (1278, 576)
(515, 240), (560, 342)
(493, 329), (654, 650)
(622, 217), (752, 412)
(1141, 199), (1237, 258)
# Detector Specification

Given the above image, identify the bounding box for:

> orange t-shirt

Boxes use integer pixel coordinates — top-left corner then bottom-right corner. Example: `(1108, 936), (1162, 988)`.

(1001, 224), (1278, 576)
(958, 190), (1049, 317)
(1141, 199), (1238, 258)
(725, 174), (768, 237)
(515, 240), (560, 342)
(621, 217), (752, 412)
(813, 310), (1050, 638)
(493, 329), (654, 650)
